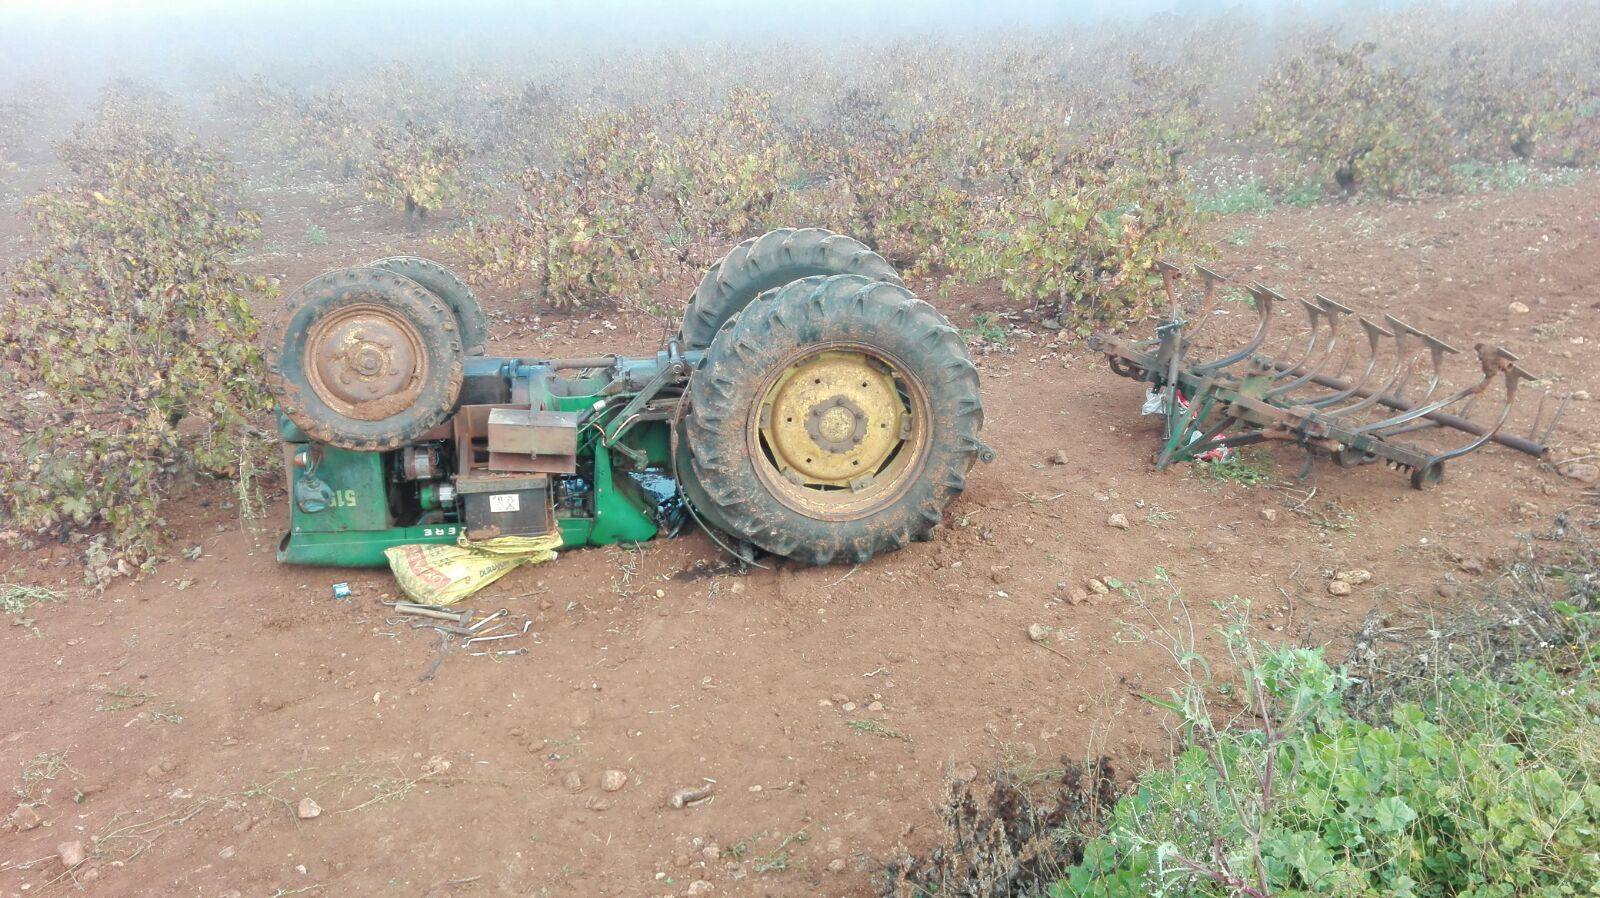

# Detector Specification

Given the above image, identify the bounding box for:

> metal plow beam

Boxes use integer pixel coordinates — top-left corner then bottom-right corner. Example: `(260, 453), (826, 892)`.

(1090, 261), (1571, 489)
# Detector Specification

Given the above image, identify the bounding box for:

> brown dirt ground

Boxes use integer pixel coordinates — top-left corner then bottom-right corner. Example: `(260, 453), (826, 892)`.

(2, 167), (1598, 898)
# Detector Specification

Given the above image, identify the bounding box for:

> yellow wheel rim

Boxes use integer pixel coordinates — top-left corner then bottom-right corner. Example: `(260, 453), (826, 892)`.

(751, 344), (930, 519)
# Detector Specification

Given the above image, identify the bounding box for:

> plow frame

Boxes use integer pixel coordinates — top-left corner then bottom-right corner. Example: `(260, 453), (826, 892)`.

(1090, 262), (1567, 489)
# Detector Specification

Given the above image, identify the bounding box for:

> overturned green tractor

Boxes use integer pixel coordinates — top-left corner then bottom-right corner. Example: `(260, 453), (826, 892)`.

(267, 229), (993, 568)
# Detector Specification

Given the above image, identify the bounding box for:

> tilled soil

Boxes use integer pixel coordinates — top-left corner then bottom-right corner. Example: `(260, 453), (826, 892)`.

(2, 173), (1597, 897)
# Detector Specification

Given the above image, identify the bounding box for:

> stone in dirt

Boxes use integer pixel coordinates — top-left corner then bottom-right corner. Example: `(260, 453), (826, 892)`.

(1328, 580), (1353, 597)
(601, 770), (628, 792)
(1559, 462), (1600, 485)
(686, 881), (714, 895)
(1107, 513), (1130, 530)
(1047, 450), (1070, 465)
(296, 797), (321, 820)
(57, 840), (85, 868)
(1087, 578), (1109, 595)
(1334, 569), (1373, 585)
(1027, 623), (1051, 642)
(10, 803), (42, 831)
(1259, 508), (1279, 523)
(563, 771), (584, 793)
(828, 858), (848, 874)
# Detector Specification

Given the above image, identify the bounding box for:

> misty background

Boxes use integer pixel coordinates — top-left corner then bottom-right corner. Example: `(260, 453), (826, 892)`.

(0, 0), (1415, 99)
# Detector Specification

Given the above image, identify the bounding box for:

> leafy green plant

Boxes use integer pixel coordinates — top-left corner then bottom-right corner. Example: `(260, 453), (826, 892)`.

(1052, 605), (1600, 898)
(364, 121), (470, 220)
(1195, 452), (1271, 486)
(949, 129), (1197, 329)
(1, 583), (60, 617)
(1194, 182), (1278, 216)
(0, 113), (272, 583)
(968, 313), (1007, 346)
(1253, 42), (1453, 196)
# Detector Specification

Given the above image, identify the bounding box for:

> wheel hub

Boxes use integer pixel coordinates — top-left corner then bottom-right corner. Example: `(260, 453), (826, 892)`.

(806, 396), (868, 453)
(760, 349), (906, 486)
(305, 304), (428, 421)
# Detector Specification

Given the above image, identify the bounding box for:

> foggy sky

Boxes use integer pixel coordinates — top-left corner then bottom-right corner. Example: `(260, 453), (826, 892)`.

(0, 0), (1397, 85)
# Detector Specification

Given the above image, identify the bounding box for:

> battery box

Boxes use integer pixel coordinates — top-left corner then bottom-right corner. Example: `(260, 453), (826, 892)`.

(455, 473), (552, 539)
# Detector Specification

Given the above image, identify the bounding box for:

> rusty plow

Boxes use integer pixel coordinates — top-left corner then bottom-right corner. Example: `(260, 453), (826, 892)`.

(1090, 261), (1571, 489)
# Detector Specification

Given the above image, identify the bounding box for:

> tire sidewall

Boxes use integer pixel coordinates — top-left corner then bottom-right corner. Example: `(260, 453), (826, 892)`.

(268, 269), (463, 451)
(686, 276), (979, 562)
(367, 256), (490, 357)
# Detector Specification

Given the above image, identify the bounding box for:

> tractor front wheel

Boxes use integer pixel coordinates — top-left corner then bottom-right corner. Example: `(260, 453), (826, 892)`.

(267, 267), (464, 451)
(682, 274), (983, 564)
(678, 228), (901, 351)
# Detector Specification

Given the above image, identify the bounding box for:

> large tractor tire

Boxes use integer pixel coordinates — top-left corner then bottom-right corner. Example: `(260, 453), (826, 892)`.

(681, 274), (984, 564)
(678, 228), (902, 351)
(267, 267), (464, 451)
(366, 256), (490, 356)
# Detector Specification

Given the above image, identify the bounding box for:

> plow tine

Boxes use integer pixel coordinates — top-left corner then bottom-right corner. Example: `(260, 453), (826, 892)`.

(1383, 315), (1459, 404)
(1315, 295), (1359, 379)
(1376, 388), (1483, 438)
(1264, 296), (1326, 386)
(1267, 294), (1352, 398)
(1155, 259), (1183, 318)
(1409, 352), (1543, 487)
(1308, 316), (1392, 408)
(1357, 341), (1510, 435)
(1322, 318), (1413, 419)
(1535, 390), (1572, 445)
(1196, 283), (1277, 372)
(1185, 265), (1227, 341)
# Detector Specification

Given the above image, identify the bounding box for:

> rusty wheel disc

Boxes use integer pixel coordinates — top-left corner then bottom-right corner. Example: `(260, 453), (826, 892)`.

(302, 303), (431, 422)
(751, 344), (930, 518)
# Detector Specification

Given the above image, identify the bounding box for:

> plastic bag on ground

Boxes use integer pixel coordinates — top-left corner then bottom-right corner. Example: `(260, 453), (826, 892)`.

(384, 533), (561, 605)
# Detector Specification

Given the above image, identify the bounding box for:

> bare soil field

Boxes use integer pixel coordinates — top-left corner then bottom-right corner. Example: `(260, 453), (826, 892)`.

(2, 170), (1598, 897)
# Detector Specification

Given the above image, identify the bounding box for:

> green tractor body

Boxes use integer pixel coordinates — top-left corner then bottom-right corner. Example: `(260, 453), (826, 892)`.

(278, 352), (690, 566)
(268, 231), (988, 570)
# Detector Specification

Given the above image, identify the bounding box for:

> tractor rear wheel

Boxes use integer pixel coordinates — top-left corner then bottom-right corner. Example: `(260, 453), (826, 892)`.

(366, 256), (489, 356)
(267, 267), (464, 451)
(682, 274), (983, 564)
(678, 228), (902, 351)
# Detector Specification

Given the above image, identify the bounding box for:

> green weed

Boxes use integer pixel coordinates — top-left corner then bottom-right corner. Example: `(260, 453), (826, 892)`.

(1195, 451), (1271, 486)
(847, 719), (911, 742)
(967, 312), (1007, 345)
(1, 583), (60, 616)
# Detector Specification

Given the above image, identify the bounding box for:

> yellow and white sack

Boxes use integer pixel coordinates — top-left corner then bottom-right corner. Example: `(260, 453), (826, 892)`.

(384, 533), (561, 605)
